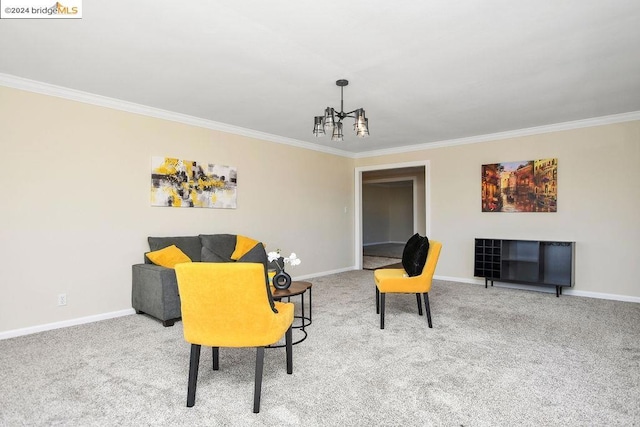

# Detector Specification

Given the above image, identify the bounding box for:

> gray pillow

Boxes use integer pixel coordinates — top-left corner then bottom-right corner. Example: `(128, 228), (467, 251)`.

(199, 234), (276, 313)
(201, 246), (232, 263)
(199, 234), (236, 261)
(238, 243), (268, 268)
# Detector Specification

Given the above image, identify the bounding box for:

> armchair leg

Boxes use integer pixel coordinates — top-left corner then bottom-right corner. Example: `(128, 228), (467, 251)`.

(376, 287), (380, 314)
(187, 344), (201, 407)
(286, 326), (293, 374)
(380, 293), (385, 329)
(212, 347), (219, 371)
(253, 347), (265, 413)
(416, 293), (423, 316)
(423, 292), (433, 328)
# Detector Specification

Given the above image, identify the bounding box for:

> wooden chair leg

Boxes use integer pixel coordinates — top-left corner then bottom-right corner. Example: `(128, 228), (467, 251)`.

(253, 347), (265, 413)
(212, 347), (219, 371)
(376, 286), (380, 314)
(187, 344), (201, 407)
(416, 293), (423, 316)
(286, 326), (293, 374)
(423, 292), (433, 328)
(380, 293), (385, 329)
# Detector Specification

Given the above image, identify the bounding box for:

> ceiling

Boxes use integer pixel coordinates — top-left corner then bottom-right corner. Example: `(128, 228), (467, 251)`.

(1, 1), (639, 156)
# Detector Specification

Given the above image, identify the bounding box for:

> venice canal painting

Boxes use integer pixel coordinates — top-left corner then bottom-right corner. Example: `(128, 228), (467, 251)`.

(481, 158), (557, 212)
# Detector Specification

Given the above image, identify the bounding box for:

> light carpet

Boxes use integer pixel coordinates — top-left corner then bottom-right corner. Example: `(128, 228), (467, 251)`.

(1, 270), (639, 426)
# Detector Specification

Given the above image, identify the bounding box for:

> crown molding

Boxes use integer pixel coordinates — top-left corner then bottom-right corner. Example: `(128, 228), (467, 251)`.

(0, 73), (354, 158)
(354, 110), (640, 158)
(3, 73), (638, 160)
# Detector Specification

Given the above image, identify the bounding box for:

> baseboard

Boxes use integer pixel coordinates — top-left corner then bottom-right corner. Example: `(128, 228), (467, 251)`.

(363, 241), (405, 246)
(563, 289), (640, 303)
(434, 275), (640, 303)
(4, 271), (635, 340)
(363, 241), (388, 246)
(294, 266), (356, 280)
(0, 308), (136, 340)
(1, 267), (356, 340)
(435, 275), (481, 285)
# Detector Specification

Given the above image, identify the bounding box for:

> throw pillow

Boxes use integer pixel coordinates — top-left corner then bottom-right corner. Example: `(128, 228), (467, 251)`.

(199, 234), (236, 261)
(148, 236), (202, 262)
(231, 235), (260, 260)
(201, 246), (232, 263)
(146, 245), (192, 268)
(401, 233), (430, 277)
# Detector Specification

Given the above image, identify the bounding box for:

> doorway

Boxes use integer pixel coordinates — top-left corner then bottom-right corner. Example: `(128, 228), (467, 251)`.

(354, 161), (430, 269)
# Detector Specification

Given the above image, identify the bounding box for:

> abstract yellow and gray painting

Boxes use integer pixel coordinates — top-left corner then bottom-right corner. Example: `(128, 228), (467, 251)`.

(151, 157), (237, 208)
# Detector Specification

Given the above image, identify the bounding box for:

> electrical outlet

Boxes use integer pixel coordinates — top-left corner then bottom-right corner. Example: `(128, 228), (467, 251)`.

(57, 293), (67, 306)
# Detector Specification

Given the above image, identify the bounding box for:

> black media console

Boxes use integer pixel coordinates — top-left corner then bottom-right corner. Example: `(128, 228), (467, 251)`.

(474, 238), (575, 297)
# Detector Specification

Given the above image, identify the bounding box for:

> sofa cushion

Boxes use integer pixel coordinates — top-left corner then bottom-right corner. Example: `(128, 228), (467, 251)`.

(200, 234), (236, 261)
(147, 245), (192, 268)
(402, 233), (430, 277)
(148, 236), (202, 262)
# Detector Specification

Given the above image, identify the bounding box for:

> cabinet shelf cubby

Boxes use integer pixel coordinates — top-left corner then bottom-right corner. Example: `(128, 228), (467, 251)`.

(474, 238), (575, 297)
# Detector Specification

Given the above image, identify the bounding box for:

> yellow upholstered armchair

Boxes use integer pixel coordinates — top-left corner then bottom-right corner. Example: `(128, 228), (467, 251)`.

(175, 262), (294, 413)
(374, 240), (442, 329)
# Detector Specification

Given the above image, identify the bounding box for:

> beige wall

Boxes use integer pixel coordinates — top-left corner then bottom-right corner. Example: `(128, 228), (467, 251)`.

(362, 184), (389, 244)
(388, 185), (414, 241)
(362, 183), (413, 244)
(0, 86), (355, 333)
(356, 121), (640, 299)
(2, 84), (638, 335)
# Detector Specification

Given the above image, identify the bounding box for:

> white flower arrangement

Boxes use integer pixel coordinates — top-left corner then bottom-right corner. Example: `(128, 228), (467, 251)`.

(267, 250), (301, 271)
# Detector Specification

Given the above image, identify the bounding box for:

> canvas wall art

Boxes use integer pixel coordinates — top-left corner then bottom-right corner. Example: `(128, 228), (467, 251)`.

(482, 158), (557, 212)
(151, 157), (237, 208)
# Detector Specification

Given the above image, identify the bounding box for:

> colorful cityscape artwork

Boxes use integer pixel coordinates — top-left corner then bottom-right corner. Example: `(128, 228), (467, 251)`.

(151, 157), (237, 208)
(481, 158), (557, 212)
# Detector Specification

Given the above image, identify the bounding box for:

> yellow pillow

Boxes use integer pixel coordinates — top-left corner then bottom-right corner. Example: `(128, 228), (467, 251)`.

(231, 235), (260, 260)
(147, 245), (192, 268)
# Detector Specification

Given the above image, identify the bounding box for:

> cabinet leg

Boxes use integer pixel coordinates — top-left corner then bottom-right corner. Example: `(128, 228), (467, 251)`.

(556, 286), (560, 297)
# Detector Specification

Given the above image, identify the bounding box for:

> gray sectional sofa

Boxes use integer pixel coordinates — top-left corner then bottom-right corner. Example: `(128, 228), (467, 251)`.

(132, 234), (270, 326)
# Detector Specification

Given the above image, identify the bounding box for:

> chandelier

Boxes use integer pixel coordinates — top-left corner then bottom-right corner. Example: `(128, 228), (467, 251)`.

(313, 79), (369, 141)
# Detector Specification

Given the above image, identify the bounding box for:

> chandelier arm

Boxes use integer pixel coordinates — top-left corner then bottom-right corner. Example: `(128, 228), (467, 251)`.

(322, 109), (361, 120)
(342, 109), (362, 117)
